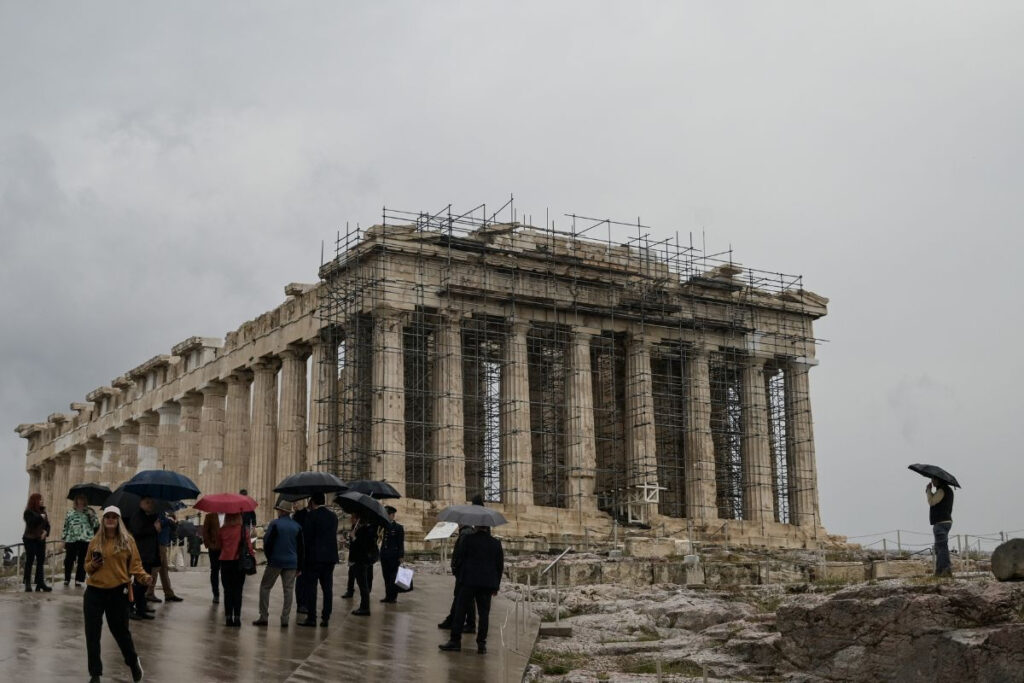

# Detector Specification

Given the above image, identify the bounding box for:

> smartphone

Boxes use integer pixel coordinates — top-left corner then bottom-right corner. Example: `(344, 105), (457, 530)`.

(92, 551), (103, 563)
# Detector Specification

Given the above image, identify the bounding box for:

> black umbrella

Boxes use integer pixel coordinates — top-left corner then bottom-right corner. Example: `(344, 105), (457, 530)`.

(104, 484), (174, 520)
(67, 483), (112, 506)
(908, 463), (962, 488)
(273, 471), (348, 495)
(123, 469), (200, 501)
(438, 504), (508, 527)
(175, 521), (199, 538)
(344, 480), (401, 500)
(278, 492), (311, 503)
(334, 491), (389, 526)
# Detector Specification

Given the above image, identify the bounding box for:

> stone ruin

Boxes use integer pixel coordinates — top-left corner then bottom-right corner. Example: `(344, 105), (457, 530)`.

(17, 205), (832, 550)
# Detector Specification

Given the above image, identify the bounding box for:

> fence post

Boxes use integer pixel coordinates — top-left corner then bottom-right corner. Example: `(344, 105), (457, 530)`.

(957, 535), (962, 556)
(896, 530), (902, 554)
(883, 538), (888, 562)
(1001, 531), (1006, 543)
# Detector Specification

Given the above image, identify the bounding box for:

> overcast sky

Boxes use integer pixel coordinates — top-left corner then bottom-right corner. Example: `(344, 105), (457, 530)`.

(2, 2), (1022, 551)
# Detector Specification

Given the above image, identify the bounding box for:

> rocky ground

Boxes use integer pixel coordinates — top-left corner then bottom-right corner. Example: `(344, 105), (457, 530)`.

(506, 568), (1024, 682)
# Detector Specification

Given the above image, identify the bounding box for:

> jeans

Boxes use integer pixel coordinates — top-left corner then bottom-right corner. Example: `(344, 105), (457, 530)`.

(22, 537), (46, 587)
(934, 522), (953, 575)
(258, 566), (298, 624)
(64, 540), (88, 584)
(220, 559), (246, 620)
(84, 584), (138, 677)
(208, 549), (221, 598)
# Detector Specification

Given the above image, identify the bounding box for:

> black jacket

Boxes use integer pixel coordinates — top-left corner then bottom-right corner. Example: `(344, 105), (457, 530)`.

(301, 506), (339, 566)
(453, 530), (504, 591)
(22, 508), (50, 540)
(349, 522), (379, 565)
(129, 510), (161, 565)
(379, 521), (404, 561)
(451, 526), (475, 573)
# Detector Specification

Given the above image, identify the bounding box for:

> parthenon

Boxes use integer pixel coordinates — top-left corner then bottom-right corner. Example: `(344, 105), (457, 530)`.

(17, 205), (830, 548)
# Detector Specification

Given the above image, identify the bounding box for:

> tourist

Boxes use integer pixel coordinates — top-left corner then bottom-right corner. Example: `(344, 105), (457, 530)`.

(239, 489), (257, 530)
(217, 512), (254, 627)
(439, 525), (504, 654)
(187, 523), (202, 567)
(926, 477), (955, 577)
(128, 497), (161, 620)
(298, 493), (339, 627)
(291, 499), (311, 615)
(347, 511), (379, 617)
(22, 492), (52, 592)
(341, 517), (372, 598)
(439, 494), (485, 632)
(379, 505), (404, 604)
(83, 505), (149, 683)
(146, 509), (183, 604)
(253, 500), (304, 627)
(63, 493), (98, 587)
(201, 511), (222, 603)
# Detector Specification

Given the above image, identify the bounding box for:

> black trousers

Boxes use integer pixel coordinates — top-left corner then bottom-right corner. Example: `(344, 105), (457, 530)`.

(380, 557), (400, 601)
(208, 549), (221, 598)
(189, 553), (199, 567)
(451, 586), (492, 644)
(306, 562), (336, 619)
(346, 562), (374, 594)
(445, 580), (475, 628)
(84, 584), (138, 677)
(353, 562), (374, 610)
(22, 537), (46, 587)
(64, 540), (88, 583)
(220, 559), (245, 620)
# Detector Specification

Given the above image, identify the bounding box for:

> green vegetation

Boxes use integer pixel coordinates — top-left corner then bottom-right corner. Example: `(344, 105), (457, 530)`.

(620, 656), (704, 676)
(530, 650), (588, 675)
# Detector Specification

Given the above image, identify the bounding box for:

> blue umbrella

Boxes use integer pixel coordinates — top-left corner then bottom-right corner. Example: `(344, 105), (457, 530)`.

(123, 469), (200, 501)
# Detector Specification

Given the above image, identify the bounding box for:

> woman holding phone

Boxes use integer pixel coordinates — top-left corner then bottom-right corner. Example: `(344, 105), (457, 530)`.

(84, 505), (150, 683)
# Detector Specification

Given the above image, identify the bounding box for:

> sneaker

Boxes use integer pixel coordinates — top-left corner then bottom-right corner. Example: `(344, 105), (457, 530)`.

(252, 619), (268, 626)
(75, 582), (84, 588)
(129, 656), (144, 681)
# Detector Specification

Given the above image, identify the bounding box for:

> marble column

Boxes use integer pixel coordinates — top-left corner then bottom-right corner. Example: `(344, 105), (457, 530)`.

(28, 467), (41, 497)
(248, 358), (280, 518)
(307, 334), (338, 469)
(500, 320), (533, 506)
(223, 371), (253, 495)
(51, 453), (70, 527)
(136, 413), (160, 472)
(740, 357), (774, 522)
(785, 359), (820, 528)
(177, 392), (203, 483)
(40, 460), (55, 519)
(276, 344), (310, 484)
(564, 328), (597, 512)
(684, 347), (718, 521)
(67, 446), (86, 489)
(117, 422), (140, 484)
(625, 334), (659, 522)
(432, 313), (465, 505)
(156, 402), (181, 472)
(371, 308), (406, 495)
(84, 438), (104, 482)
(198, 381), (227, 496)
(100, 429), (121, 488)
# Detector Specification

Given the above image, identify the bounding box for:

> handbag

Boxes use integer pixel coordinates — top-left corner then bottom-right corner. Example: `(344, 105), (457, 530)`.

(238, 530), (257, 575)
(395, 565), (414, 592)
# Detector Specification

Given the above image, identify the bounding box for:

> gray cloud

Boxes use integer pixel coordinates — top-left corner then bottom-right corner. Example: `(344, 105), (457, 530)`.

(2, 2), (1023, 545)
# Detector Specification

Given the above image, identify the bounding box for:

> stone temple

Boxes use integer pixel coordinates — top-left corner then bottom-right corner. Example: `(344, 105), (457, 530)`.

(17, 206), (831, 549)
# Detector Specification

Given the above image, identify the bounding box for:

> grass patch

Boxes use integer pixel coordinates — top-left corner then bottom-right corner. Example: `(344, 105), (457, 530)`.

(531, 650), (588, 675)
(620, 656), (704, 676)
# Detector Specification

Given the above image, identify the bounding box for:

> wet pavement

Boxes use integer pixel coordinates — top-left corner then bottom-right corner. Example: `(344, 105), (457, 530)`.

(0, 563), (539, 682)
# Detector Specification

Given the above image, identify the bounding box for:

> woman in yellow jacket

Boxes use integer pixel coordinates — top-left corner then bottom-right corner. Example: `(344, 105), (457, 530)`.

(84, 505), (151, 683)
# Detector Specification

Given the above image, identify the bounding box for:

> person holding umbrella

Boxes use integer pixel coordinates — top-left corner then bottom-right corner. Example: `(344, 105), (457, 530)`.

(128, 497), (161, 620)
(926, 477), (955, 577)
(202, 511), (222, 603)
(83, 505), (149, 683)
(379, 505), (404, 604)
(347, 511), (379, 616)
(439, 523), (504, 655)
(298, 493), (339, 627)
(62, 493), (99, 587)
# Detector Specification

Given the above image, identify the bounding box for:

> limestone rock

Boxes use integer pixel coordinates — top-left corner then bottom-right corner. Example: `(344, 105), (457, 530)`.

(991, 538), (1024, 581)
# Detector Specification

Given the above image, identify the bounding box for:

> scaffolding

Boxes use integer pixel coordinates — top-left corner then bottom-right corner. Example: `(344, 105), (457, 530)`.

(314, 200), (824, 530)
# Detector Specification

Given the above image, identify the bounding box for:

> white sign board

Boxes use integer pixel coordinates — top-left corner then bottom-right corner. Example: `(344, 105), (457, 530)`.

(424, 521), (459, 541)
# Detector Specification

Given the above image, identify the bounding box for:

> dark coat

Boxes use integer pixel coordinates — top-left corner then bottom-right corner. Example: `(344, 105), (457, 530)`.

(379, 521), (404, 561)
(349, 522), (379, 565)
(129, 510), (161, 565)
(453, 530), (504, 591)
(22, 508), (50, 540)
(451, 526), (475, 574)
(301, 506), (339, 566)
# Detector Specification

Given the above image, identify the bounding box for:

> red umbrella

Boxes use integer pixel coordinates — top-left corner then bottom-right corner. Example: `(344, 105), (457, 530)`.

(194, 493), (258, 514)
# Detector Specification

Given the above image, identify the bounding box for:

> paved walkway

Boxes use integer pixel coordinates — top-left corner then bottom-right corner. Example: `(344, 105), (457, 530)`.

(0, 563), (538, 682)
